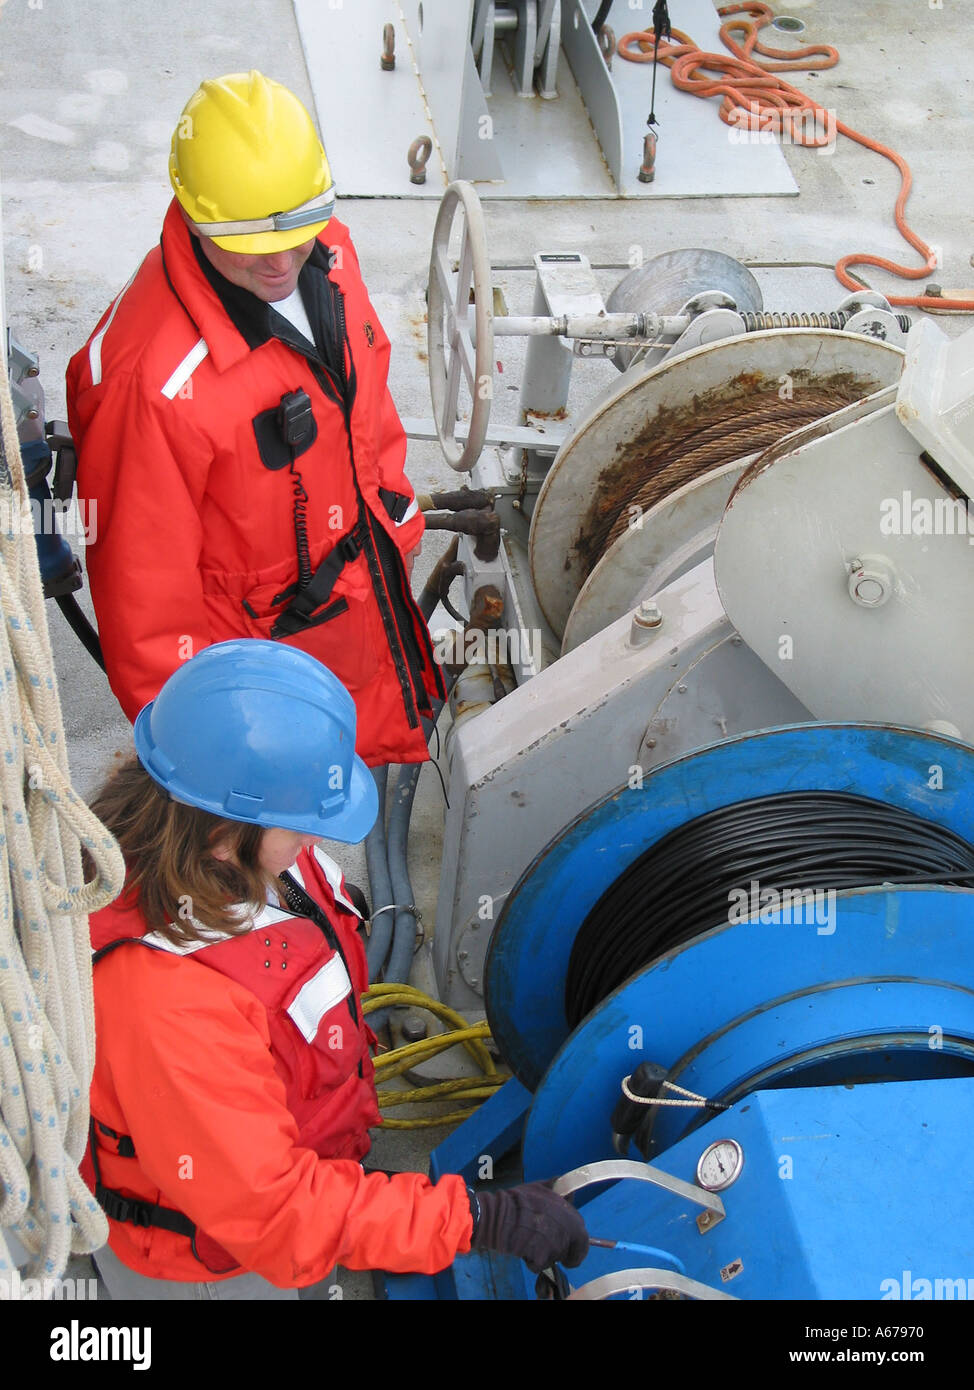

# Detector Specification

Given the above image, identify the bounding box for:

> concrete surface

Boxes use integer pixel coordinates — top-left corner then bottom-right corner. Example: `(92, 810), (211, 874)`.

(2, 0), (973, 1299)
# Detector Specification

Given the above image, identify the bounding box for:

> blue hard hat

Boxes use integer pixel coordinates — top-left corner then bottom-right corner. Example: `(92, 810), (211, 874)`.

(133, 640), (378, 843)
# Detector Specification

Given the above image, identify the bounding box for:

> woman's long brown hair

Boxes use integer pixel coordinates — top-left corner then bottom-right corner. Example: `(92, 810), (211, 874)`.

(89, 754), (275, 945)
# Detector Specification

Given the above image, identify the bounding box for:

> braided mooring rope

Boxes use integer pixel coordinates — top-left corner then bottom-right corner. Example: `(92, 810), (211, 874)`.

(0, 358), (124, 1283)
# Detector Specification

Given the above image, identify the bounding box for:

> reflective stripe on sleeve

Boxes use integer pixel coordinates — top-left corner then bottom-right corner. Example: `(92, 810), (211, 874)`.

(161, 338), (209, 399)
(88, 272), (138, 387)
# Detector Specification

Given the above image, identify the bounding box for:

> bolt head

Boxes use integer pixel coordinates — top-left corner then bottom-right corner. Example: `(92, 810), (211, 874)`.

(848, 554), (894, 608)
(400, 1012), (428, 1042)
(633, 600), (663, 629)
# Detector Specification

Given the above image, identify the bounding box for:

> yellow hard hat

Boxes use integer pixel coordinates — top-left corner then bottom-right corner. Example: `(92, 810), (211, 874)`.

(169, 70), (335, 254)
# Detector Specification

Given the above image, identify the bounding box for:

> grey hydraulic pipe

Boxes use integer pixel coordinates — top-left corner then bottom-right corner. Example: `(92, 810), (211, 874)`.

(367, 760), (423, 1032)
(364, 765), (394, 978)
(367, 568), (459, 1027)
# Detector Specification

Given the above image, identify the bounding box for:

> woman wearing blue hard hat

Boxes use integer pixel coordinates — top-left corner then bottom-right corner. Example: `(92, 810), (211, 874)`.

(82, 640), (587, 1298)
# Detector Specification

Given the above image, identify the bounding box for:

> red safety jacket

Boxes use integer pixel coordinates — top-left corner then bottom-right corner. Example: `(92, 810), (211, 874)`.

(66, 201), (443, 766)
(83, 846), (473, 1285)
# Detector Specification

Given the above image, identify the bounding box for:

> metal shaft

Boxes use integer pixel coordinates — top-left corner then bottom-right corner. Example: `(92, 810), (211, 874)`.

(492, 312), (686, 340)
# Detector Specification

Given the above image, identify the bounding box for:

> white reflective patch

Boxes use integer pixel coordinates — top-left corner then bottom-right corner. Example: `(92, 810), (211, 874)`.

(143, 925), (227, 955)
(394, 496), (419, 527)
(161, 338), (209, 399)
(287, 955), (351, 1042)
(310, 846), (360, 915)
(148, 902), (290, 953)
(251, 902), (297, 930)
(88, 272), (137, 386)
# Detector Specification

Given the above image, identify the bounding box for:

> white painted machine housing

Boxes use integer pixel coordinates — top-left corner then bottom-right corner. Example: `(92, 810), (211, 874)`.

(432, 319), (974, 1011)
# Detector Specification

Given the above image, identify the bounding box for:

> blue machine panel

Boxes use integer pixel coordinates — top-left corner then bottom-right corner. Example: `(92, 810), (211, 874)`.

(559, 1077), (974, 1300)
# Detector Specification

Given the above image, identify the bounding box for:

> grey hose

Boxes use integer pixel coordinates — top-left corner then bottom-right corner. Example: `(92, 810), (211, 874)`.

(367, 760), (423, 1032)
(364, 765), (394, 978)
(366, 544), (460, 1026)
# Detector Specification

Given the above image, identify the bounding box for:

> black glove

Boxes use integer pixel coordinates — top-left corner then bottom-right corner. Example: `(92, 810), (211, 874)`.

(469, 1181), (589, 1273)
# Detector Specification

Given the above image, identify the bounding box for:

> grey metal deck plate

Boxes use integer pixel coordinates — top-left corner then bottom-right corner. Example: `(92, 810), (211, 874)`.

(294, 0), (798, 198)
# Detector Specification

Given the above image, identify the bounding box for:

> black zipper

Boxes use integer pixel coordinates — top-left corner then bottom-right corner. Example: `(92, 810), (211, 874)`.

(316, 283), (423, 728)
(371, 521), (438, 712)
(324, 285), (442, 706)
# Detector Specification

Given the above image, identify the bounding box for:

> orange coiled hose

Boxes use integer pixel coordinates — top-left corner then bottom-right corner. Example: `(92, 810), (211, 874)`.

(619, 1), (974, 312)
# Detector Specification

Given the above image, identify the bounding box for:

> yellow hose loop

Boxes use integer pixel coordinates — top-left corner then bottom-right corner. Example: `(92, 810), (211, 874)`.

(378, 1110), (485, 1130)
(364, 985), (503, 1127)
(363, 984), (497, 1075)
(364, 981), (487, 1041)
(377, 1076), (506, 1107)
(372, 1024), (493, 1082)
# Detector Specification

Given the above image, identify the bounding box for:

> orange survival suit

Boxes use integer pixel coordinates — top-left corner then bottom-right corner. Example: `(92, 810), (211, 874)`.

(67, 202), (443, 766)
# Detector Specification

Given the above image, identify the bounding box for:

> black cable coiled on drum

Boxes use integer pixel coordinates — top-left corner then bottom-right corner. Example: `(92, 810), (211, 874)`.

(564, 791), (974, 1027)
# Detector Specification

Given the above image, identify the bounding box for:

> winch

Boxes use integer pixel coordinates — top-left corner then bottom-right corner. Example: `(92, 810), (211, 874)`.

(408, 180), (974, 1019)
(381, 179), (974, 1299)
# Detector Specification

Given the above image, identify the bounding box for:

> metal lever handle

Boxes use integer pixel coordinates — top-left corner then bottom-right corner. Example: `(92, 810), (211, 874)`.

(567, 1267), (738, 1301)
(552, 1158), (726, 1227)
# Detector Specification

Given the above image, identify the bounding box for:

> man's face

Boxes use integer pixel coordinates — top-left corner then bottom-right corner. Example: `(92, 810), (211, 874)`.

(194, 231), (317, 302)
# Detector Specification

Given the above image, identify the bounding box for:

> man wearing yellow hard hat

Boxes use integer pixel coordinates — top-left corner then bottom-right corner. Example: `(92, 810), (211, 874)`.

(67, 71), (442, 767)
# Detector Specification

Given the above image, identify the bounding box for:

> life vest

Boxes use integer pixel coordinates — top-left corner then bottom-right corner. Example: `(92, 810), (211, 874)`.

(85, 847), (380, 1276)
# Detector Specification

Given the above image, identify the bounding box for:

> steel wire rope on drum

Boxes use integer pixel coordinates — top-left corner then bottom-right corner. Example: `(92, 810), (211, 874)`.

(563, 791), (974, 1027)
(0, 362), (125, 1284)
(618, 2), (974, 313)
(581, 386), (858, 578)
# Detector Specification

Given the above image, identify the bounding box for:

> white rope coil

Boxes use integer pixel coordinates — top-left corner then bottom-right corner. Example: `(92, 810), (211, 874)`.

(0, 358), (125, 1283)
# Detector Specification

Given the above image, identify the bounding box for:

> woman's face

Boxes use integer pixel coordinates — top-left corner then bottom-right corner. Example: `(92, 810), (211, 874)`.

(210, 826), (321, 876)
(257, 828), (323, 877)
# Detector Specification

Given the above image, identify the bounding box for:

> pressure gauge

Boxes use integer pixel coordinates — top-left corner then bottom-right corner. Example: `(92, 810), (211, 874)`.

(696, 1139), (744, 1192)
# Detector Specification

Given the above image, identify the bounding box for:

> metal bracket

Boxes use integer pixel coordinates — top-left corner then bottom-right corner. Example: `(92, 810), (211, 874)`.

(552, 1158), (726, 1231)
(567, 1267), (738, 1300)
(535, 0), (560, 98)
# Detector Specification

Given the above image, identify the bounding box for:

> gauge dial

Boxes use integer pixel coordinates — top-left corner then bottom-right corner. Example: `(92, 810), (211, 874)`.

(696, 1138), (744, 1192)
